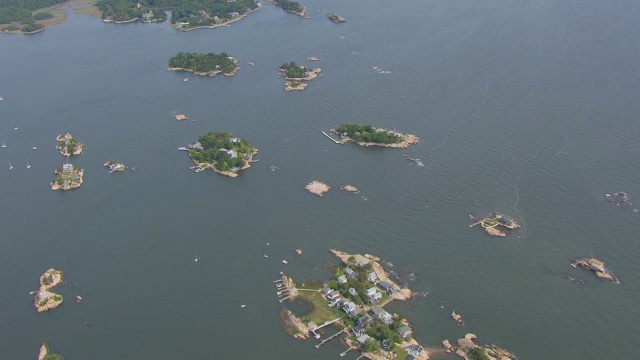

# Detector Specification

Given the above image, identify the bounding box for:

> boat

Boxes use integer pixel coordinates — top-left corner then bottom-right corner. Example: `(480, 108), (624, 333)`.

(26, 161), (31, 169)
(9, 162), (13, 170)
(248, 61), (255, 66)
(0, 96), (3, 101)
(32, 146), (37, 150)
(281, 260), (288, 264)
(1, 141), (5, 148)
(183, 78), (189, 82)
(370, 65), (381, 70)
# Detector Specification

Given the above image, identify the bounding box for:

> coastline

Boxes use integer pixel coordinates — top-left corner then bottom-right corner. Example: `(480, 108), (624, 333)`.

(331, 128), (419, 149)
(170, 4), (261, 32)
(189, 148), (258, 178)
(167, 58), (239, 77)
(1, 0), (97, 34)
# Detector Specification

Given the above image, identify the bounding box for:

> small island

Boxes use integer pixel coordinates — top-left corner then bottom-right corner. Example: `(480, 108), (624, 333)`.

(275, 250), (426, 360)
(570, 257), (620, 284)
(103, 160), (126, 172)
(33, 268), (64, 313)
(305, 181), (331, 197)
(331, 124), (419, 148)
(340, 185), (359, 193)
(269, 0), (305, 17)
(278, 62), (321, 91)
(306, 56), (321, 61)
(442, 333), (517, 360)
(50, 163), (84, 190)
(470, 213), (520, 237)
(168, 52), (239, 76)
(183, 131), (258, 178)
(326, 13), (345, 23)
(55, 133), (83, 157)
(605, 192), (631, 207)
(38, 342), (63, 360)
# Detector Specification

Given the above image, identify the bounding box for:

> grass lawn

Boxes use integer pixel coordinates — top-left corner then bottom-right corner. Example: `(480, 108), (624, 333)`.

(298, 292), (344, 325)
(394, 347), (409, 360)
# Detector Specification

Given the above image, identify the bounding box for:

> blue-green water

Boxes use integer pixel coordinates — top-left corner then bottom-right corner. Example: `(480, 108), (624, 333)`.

(1, 0), (639, 358)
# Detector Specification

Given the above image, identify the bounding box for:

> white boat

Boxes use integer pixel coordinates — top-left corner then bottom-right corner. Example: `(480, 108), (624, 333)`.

(26, 161), (31, 169)
(32, 146), (37, 150)
(281, 260), (288, 264)
(0, 96), (3, 100)
(183, 78), (189, 82)
(1, 141), (5, 148)
(9, 162), (13, 170)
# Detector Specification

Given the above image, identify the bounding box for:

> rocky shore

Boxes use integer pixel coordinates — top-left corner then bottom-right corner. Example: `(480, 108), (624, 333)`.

(50, 166), (84, 191)
(189, 148), (259, 178)
(340, 185), (359, 193)
(331, 128), (419, 148)
(55, 133), (83, 157)
(470, 213), (520, 237)
(279, 309), (310, 339)
(305, 181), (331, 197)
(34, 269), (64, 313)
(167, 58), (239, 77)
(442, 333), (516, 360)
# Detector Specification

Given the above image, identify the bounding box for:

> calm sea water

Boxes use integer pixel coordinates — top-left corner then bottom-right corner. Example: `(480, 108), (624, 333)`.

(1, 0), (639, 358)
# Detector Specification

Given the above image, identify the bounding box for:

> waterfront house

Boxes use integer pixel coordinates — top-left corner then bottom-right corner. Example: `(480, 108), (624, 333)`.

(370, 292), (382, 302)
(327, 290), (340, 300)
(366, 287), (377, 297)
(356, 334), (370, 344)
(588, 258), (606, 272)
(397, 325), (412, 339)
(348, 287), (357, 296)
(344, 267), (357, 279)
(379, 281), (393, 293)
(388, 287), (400, 296)
(406, 344), (424, 356)
(352, 324), (365, 336)
(189, 141), (204, 151)
(337, 275), (348, 285)
(367, 272), (378, 283)
(62, 163), (73, 175)
(231, 137), (240, 143)
(369, 307), (392, 323)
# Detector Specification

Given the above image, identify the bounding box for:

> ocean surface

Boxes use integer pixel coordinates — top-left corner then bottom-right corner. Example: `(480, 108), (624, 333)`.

(1, 0), (639, 358)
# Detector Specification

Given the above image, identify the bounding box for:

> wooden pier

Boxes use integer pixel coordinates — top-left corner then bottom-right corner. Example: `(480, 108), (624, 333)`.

(340, 347), (355, 357)
(315, 329), (346, 348)
(322, 131), (342, 144)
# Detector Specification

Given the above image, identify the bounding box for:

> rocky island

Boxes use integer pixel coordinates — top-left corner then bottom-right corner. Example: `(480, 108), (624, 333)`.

(103, 160), (126, 172)
(305, 181), (331, 197)
(570, 257), (620, 284)
(168, 52), (239, 76)
(183, 131), (258, 178)
(55, 133), (83, 157)
(33, 268), (64, 312)
(470, 213), (520, 237)
(442, 333), (517, 360)
(37, 342), (63, 360)
(275, 250), (427, 360)
(331, 124), (419, 148)
(50, 163), (84, 191)
(278, 62), (321, 91)
(605, 192), (631, 207)
(326, 13), (346, 23)
(269, 0), (306, 17)
(340, 185), (359, 193)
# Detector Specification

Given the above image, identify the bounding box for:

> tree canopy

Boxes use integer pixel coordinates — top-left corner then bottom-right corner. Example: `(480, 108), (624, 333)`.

(335, 124), (404, 144)
(272, 0), (303, 14)
(97, 0), (166, 22)
(0, 0), (66, 28)
(189, 132), (254, 172)
(279, 62), (308, 78)
(169, 52), (238, 74)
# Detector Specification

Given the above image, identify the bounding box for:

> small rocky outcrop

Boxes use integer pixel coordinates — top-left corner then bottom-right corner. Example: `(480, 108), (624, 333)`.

(34, 269), (64, 312)
(305, 181), (331, 197)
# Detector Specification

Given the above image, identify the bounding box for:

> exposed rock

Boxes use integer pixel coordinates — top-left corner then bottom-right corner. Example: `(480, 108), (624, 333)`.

(340, 185), (359, 193)
(34, 269), (64, 312)
(305, 181), (331, 197)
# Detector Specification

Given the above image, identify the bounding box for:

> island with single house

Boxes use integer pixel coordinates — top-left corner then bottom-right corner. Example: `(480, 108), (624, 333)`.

(103, 160), (126, 172)
(268, 0), (306, 17)
(55, 133), (83, 157)
(330, 124), (419, 148)
(33, 268), (64, 312)
(181, 131), (258, 178)
(168, 52), (239, 76)
(275, 249), (429, 360)
(469, 213), (520, 237)
(50, 163), (84, 190)
(570, 257), (620, 284)
(326, 13), (345, 23)
(278, 62), (322, 91)
(37, 342), (63, 360)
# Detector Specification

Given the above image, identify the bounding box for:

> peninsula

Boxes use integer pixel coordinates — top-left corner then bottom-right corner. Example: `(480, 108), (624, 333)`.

(276, 250), (426, 360)
(37, 342), (63, 360)
(50, 163), (84, 190)
(268, 0), (305, 17)
(570, 257), (620, 284)
(183, 131), (258, 178)
(168, 52), (239, 76)
(326, 13), (345, 23)
(33, 268), (64, 312)
(331, 124), (419, 148)
(55, 133), (83, 157)
(278, 62), (321, 91)
(469, 213), (520, 237)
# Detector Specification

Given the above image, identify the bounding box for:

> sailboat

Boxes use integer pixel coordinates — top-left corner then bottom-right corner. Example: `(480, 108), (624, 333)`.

(26, 161), (31, 169)
(1, 141), (6, 148)
(9, 161), (13, 170)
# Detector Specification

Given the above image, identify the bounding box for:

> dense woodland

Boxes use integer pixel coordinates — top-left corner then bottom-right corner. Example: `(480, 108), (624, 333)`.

(336, 124), (404, 144)
(279, 62), (308, 79)
(189, 132), (254, 172)
(96, 0), (256, 26)
(169, 52), (238, 74)
(272, 0), (303, 14)
(0, 0), (64, 31)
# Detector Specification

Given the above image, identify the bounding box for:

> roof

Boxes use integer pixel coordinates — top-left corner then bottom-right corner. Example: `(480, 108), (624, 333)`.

(366, 287), (377, 295)
(337, 275), (347, 283)
(379, 281), (392, 290)
(348, 288), (357, 296)
(369, 307), (389, 317)
(62, 164), (73, 171)
(356, 334), (370, 344)
(588, 258), (605, 267)
(397, 325), (412, 334)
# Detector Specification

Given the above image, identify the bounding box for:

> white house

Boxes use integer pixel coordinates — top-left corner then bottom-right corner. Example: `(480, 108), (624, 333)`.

(337, 275), (347, 285)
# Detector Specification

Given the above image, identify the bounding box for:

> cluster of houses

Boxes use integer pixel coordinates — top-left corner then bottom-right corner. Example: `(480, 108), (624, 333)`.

(321, 266), (424, 358)
(61, 163), (81, 181)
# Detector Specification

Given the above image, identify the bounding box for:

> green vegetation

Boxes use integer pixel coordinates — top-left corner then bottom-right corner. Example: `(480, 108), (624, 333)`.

(467, 348), (491, 360)
(297, 291), (343, 324)
(279, 62), (309, 79)
(481, 218), (499, 227)
(32, 11), (51, 19)
(272, 0), (303, 14)
(362, 338), (380, 352)
(326, 13), (344, 23)
(335, 124), (404, 144)
(365, 322), (403, 347)
(0, 0), (66, 29)
(188, 132), (254, 172)
(96, 0), (257, 27)
(42, 354), (63, 360)
(169, 52), (238, 74)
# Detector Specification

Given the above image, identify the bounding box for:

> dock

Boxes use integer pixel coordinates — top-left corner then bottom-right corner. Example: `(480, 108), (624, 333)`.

(309, 317), (342, 338)
(315, 328), (346, 348)
(322, 131), (342, 144)
(340, 347), (356, 357)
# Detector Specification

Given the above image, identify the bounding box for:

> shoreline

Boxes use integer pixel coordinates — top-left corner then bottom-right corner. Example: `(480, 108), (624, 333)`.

(170, 4), (261, 32)
(189, 148), (258, 178)
(1, 0), (97, 34)
(330, 128), (419, 149)
(167, 58), (239, 77)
